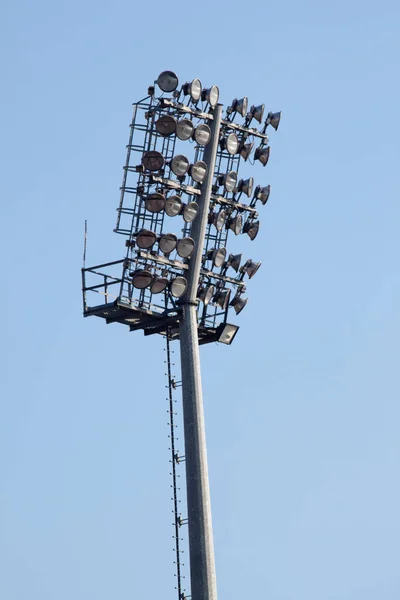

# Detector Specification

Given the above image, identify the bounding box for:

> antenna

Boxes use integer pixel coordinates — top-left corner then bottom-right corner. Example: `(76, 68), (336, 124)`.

(83, 220), (87, 268)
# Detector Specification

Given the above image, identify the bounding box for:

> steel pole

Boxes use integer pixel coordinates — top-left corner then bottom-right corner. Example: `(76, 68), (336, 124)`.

(178, 104), (222, 600)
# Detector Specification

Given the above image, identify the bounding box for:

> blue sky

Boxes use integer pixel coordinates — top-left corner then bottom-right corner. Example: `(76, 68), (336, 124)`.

(1, 1), (399, 599)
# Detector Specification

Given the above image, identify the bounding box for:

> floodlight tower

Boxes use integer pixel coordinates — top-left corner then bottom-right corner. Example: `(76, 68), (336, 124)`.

(82, 70), (281, 600)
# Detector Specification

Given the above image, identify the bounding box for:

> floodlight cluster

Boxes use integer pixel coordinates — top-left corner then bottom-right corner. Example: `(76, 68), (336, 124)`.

(113, 70), (281, 335)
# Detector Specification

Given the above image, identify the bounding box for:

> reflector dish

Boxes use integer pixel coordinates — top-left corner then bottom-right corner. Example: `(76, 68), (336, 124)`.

(165, 195), (183, 217)
(136, 229), (157, 249)
(150, 276), (169, 294)
(190, 161), (207, 183)
(177, 237), (195, 258)
(194, 124), (211, 146)
(171, 154), (189, 177)
(157, 70), (179, 92)
(170, 276), (187, 298)
(159, 233), (178, 254)
(142, 151), (165, 172)
(183, 202), (199, 223)
(156, 115), (177, 137)
(145, 192), (165, 213)
(131, 270), (153, 289)
(176, 119), (194, 141)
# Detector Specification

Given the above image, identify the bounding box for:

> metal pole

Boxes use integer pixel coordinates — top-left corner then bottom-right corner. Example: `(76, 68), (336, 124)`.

(178, 104), (222, 600)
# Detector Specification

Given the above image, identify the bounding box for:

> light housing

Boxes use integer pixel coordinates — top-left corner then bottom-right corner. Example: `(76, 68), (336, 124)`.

(214, 288), (231, 310)
(136, 229), (157, 249)
(215, 322), (240, 345)
(254, 146), (270, 167)
(183, 78), (202, 102)
(157, 70), (179, 92)
(242, 259), (262, 279)
(237, 177), (254, 198)
(207, 247), (226, 268)
(248, 104), (265, 124)
(239, 142), (254, 161)
(265, 111), (282, 131)
(253, 185), (271, 205)
(201, 85), (219, 107)
(243, 219), (260, 241)
(170, 276), (187, 298)
(165, 195), (183, 217)
(227, 214), (243, 235)
(230, 97), (248, 117)
(220, 171), (237, 193)
(131, 269), (153, 289)
(190, 161), (207, 183)
(220, 132), (239, 155)
(145, 192), (165, 213)
(176, 119), (194, 141)
(213, 209), (227, 231)
(142, 151), (165, 172)
(182, 202), (199, 223)
(225, 253), (242, 272)
(194, 124), (211, 146)
(171, 154), (190, 177)
(199, 284), (215, 305)
(230, 294), (248, 315)
(177, 237), (195, 258)
(159, 233), (178, 255)
(150, 276), (169, 294)
(155, 115), (177, 137)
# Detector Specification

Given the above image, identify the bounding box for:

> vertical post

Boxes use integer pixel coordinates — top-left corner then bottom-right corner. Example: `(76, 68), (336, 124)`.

(179, 104), (222, 600)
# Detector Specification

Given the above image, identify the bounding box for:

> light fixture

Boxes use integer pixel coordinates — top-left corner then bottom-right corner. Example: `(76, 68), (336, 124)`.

(171, 154), (190, 177)
(243, 219), (260, 240)
(190, 161), (207, 183)
(227, 214), (243, 235)
(213, 288), (231, 310)
(247, 104), (265, 124)
(157, 70), (179, 92)
(176, 119), (194, 141)
(170, 276), (187, 298)
(237, 177), (254, 198)
(253, 185), (270, 205)
(201, 85), (219, 107)
(265, 111), (282, 131)
(159, 233), (178, 254)
(142, 151), (165, 172)
(242, 259), (261, 279)
(229, 97), (248, 117)
(131, 269), (154, 289)
(177, 237), (195, 258)
(165, 195), (183, 217)
(182, 78), (202, 102)
(225, 253), (242, 272)
(220, 132), (239, 155)
(199, 284), (215, 305)
(230, 294), (248, 315)
(213, 209), (227, 231)
(155, 115), (177, 137)
(254, 146), (270, 167)
(182, 202), (199, 223)
(207, 247), (226, 268)
(145, 192), (166, 213)
(136, 229), (157, 249)
(193, 124), (211, 146)
(215, 322), (240, 345)
(220, 171), (237, 193)
(150, 276), (169, 294)
(239, 142), (254, 161)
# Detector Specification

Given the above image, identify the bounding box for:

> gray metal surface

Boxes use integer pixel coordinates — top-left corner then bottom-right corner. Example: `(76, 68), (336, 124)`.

(179, 104), (223, 600)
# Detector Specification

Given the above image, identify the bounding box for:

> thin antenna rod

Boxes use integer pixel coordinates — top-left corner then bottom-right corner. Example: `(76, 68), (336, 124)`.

(83, 220), (87, 268)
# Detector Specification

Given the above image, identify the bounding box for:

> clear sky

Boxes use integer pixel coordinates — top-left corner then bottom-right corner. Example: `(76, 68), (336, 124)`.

(1, 1), (399, 599)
